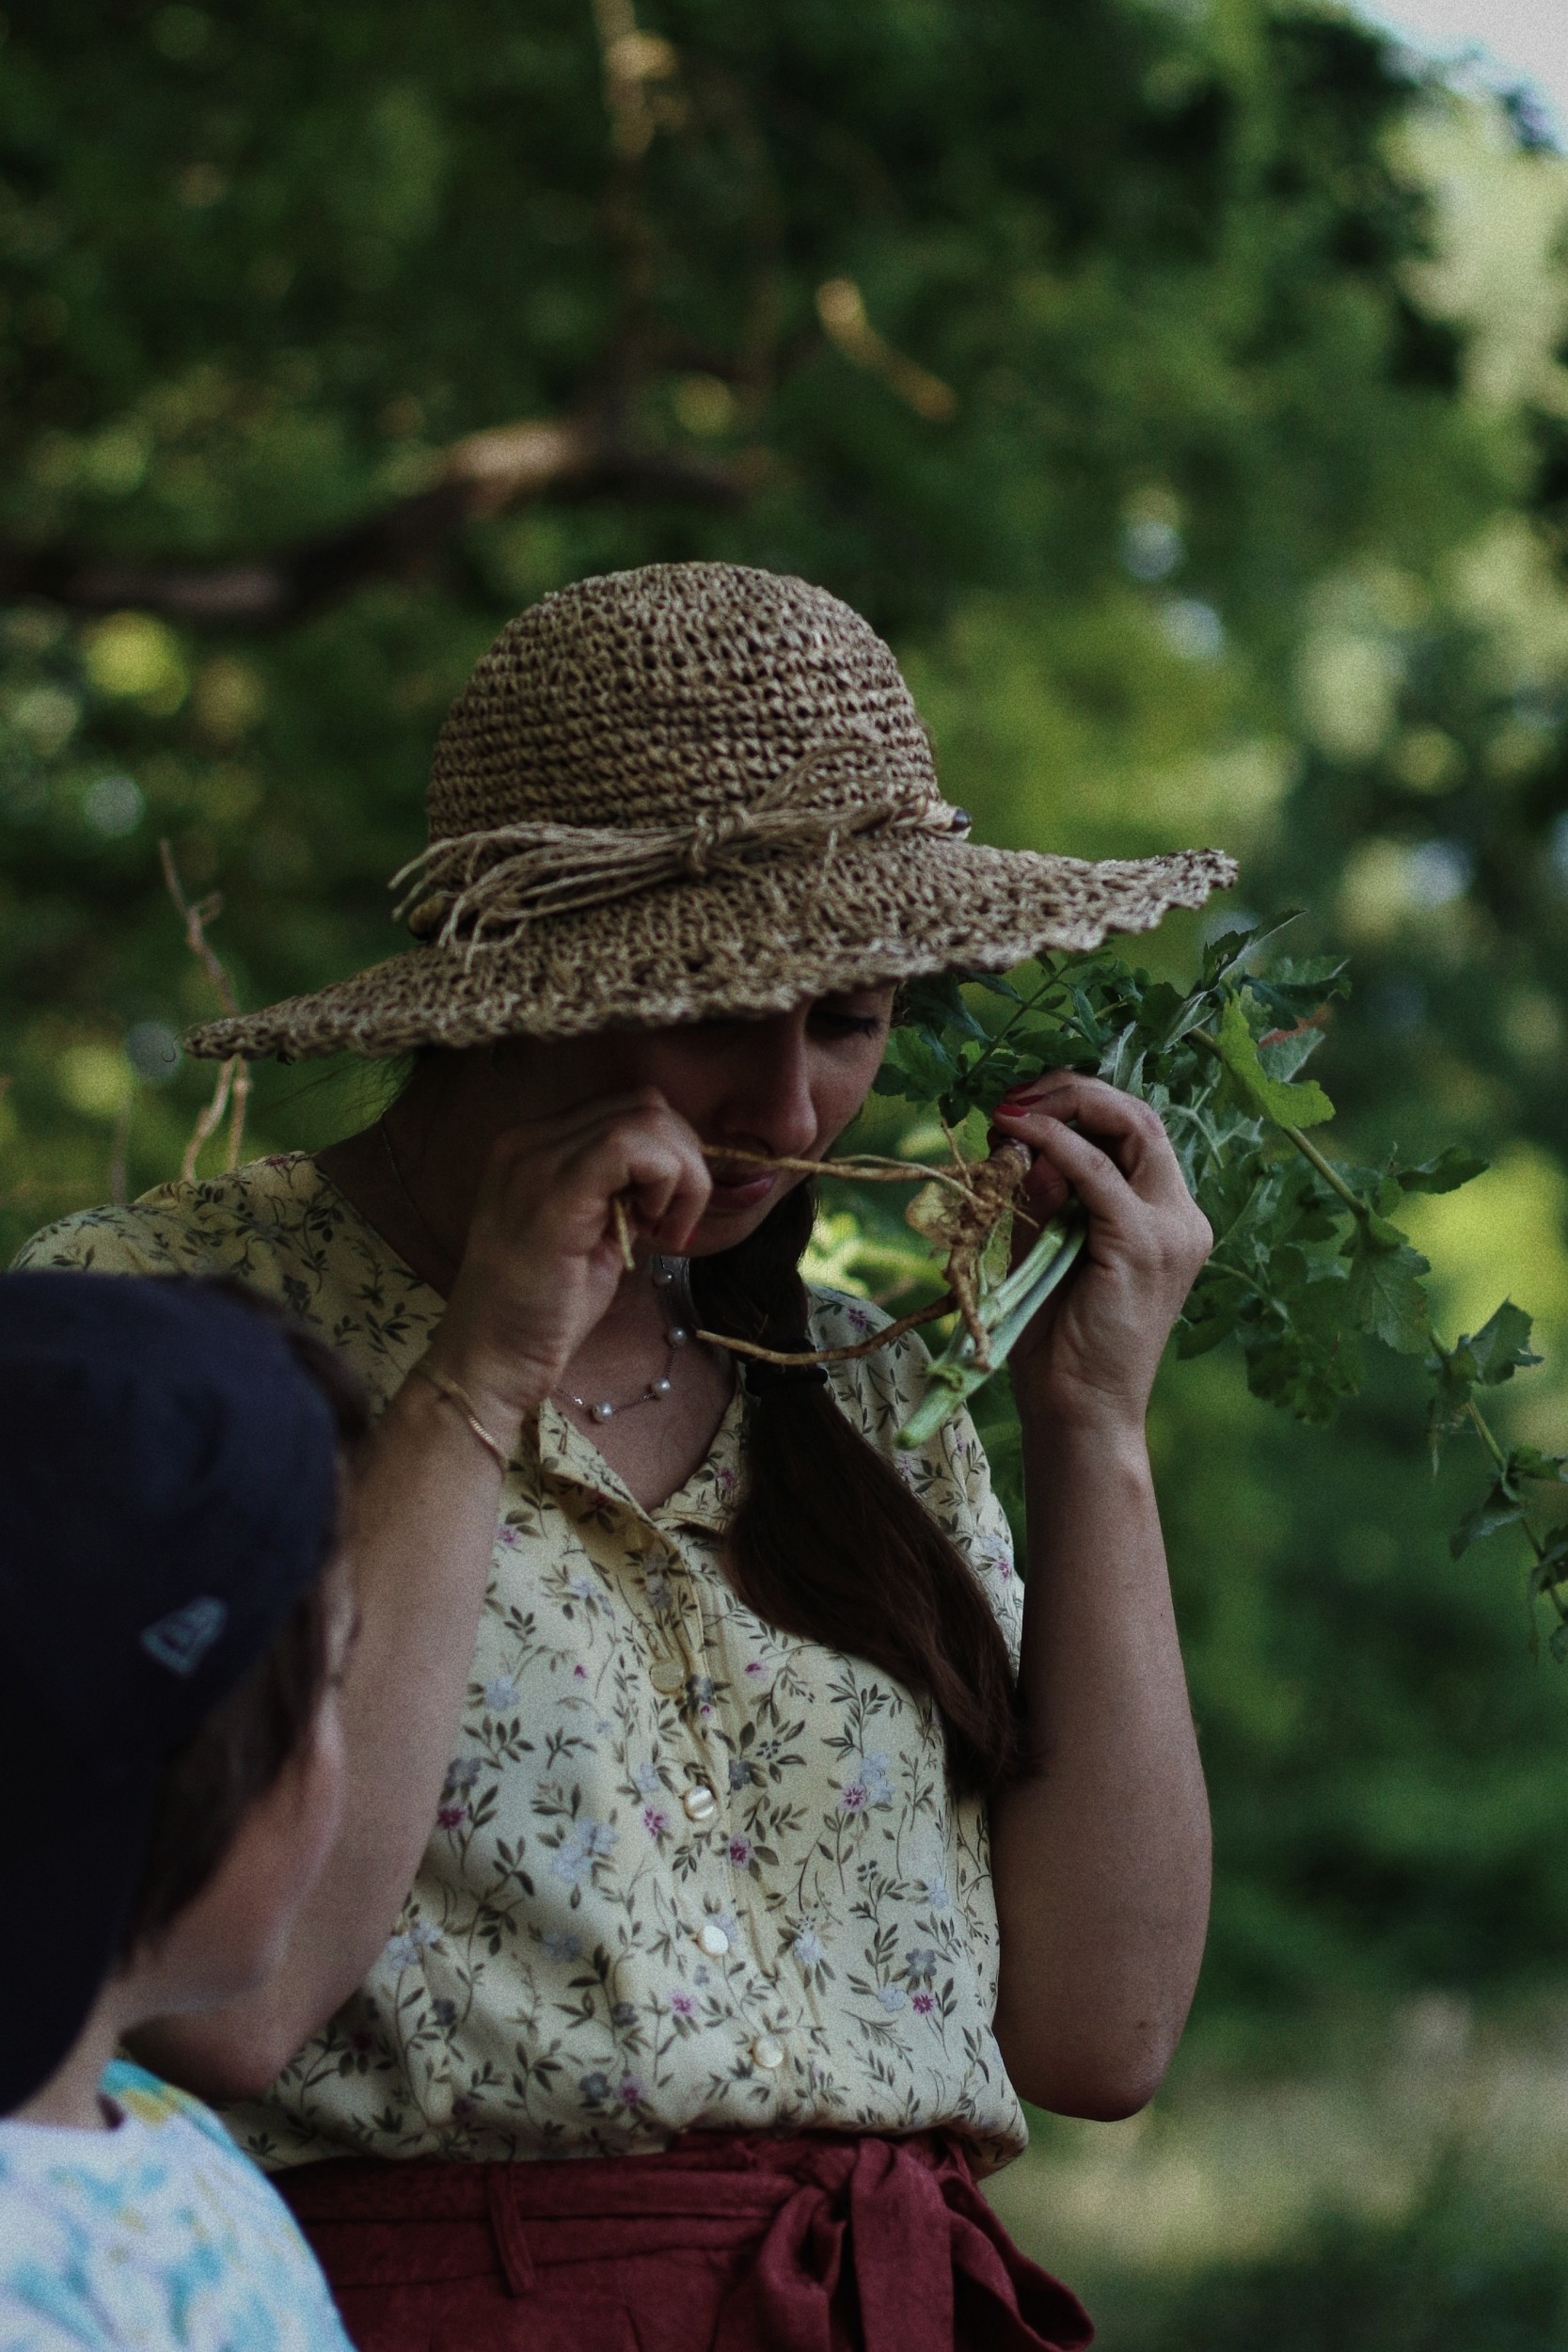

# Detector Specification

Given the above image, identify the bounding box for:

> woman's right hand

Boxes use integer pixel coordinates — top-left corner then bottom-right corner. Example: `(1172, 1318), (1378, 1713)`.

(423, 1088), (711, 1435)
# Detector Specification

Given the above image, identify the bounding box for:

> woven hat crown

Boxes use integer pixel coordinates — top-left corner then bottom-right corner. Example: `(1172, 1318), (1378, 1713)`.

(182, 558), (1237, 1061)
(427, 563), (942, 842)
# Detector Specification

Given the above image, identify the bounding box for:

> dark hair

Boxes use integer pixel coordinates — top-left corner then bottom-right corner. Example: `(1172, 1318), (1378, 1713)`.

(124, 1285), (371, 1953)
(691, 1184), (1021, 1799)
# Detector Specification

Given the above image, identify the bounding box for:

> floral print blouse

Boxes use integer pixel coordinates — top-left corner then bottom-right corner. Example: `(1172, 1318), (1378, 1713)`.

(16, 1156), (1029, 2175)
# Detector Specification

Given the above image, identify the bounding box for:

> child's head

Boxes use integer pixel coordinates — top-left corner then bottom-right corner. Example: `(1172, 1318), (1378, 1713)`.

(0, 1272), (367, 2116)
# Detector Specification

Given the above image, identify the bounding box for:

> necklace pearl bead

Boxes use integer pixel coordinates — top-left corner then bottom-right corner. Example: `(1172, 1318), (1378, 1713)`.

(554, 1258), (691, 1423)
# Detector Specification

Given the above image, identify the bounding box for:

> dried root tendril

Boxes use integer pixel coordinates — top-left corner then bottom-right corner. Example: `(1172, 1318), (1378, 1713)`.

(693, 1136), (1034, 1374)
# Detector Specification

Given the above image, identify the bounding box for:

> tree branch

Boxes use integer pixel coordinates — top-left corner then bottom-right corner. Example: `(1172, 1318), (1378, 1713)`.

(0, 416), (750, 630)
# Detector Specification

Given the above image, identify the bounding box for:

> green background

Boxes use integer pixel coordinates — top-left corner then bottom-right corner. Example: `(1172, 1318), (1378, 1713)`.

(6, 1), (1568, 2337)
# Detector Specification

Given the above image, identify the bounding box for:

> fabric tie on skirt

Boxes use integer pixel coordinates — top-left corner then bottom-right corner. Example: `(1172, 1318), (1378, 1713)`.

(277, 2129), (1093, 2352)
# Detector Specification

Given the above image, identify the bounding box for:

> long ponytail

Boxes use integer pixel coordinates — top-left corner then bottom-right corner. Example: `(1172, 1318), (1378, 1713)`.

(690, 1184), (1021, 1800)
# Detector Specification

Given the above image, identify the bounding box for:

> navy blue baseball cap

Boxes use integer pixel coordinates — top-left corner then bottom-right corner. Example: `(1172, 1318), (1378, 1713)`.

(0, 1271), (342, 2113)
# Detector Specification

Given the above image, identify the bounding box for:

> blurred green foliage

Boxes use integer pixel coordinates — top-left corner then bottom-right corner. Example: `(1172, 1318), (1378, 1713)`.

(1101, 2191), (1568, 2351)
(5, 0), (1568, 2062)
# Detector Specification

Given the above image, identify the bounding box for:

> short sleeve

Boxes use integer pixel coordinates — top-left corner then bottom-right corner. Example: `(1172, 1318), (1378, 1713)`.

(101, 2058), (240, 2155)
(809, 1286), (1025, 1668)
(8, 1177), (306, 1306)
(11, 1202), (187, 1277)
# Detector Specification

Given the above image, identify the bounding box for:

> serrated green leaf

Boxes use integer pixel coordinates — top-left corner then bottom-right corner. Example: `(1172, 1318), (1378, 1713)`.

(1202, 914), (1304, 990)
(1461, 1300), (1541, 1387)
(1449, 1479), (1526, 1558)
(1257, 1023), (1325, 1082)
(1236, 1270), (1365, 1422)
(896, 974), (969, 1029)
(880, 1031), (959, 1101)
(1214, 990), (1336, 1129)
(1530, 1529), (1568, 1598)
(1177, 1267), (1251, 1358)
(1390, 1146), (1490, 1197)
(1343, 1222), (1432, 1354)
(1511, 1445), (1568, 1485)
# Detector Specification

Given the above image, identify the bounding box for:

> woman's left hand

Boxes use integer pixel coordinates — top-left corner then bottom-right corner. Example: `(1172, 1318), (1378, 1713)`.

(991, 1073), (1212, 1431)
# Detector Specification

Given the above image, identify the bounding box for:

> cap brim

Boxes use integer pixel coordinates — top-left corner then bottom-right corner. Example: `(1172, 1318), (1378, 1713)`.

(186, 840), (1237, 1061)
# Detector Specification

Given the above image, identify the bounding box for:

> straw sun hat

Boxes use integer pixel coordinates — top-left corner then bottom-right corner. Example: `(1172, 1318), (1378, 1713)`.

(187, 562), (1236, 1062)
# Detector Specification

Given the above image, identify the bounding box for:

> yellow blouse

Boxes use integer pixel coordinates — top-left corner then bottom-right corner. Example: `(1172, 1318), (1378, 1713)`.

(16, 1156), (1028, 2174)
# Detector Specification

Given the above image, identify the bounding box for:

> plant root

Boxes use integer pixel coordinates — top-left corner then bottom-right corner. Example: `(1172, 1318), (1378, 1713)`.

(610, 1192), (636, 1271)
(699, 1142), (976, 1200)
(904, 1140), (1032, 1369)
(696, 1292), (955, 1370)
(694, 1136), (1035, 1374)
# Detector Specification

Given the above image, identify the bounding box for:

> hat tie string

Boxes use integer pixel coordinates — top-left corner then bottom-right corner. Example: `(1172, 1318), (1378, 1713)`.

(390, 739), (972, 955)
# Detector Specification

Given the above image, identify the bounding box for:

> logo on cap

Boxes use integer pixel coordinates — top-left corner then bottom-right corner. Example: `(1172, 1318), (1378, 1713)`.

(139, 1596), (230, 1677)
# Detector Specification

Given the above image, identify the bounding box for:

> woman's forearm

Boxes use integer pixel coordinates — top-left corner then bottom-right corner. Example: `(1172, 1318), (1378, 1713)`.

(133, 1368), (519, 2099)
(990, 1408), (1211, 2120)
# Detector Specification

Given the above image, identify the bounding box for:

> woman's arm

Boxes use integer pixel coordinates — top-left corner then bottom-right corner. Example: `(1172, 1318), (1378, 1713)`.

(986, 1074), (1213, 2121)
(135, 1089), (711, 2099)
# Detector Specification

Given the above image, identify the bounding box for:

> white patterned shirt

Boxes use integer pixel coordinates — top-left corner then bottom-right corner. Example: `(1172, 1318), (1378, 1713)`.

(0, 2062), (351, 2350)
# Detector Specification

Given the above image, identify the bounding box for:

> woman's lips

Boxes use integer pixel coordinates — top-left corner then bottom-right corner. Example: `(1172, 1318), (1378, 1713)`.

(705, 1161), (777, 1208)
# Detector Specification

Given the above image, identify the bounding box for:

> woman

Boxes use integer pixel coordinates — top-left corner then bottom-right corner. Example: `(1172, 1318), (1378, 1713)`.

(21, 562), (1232, 2350)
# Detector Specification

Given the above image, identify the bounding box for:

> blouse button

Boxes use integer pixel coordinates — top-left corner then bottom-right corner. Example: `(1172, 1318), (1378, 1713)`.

(696, 1919), (730, 1958)
(751, 2035), (785, 2073)
(682, 1784), (719, 1824)
(648, 1660), (686, 1695)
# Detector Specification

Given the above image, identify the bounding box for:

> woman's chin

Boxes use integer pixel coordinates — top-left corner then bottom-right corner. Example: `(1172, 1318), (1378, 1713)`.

(687, 1170), (782, 1246)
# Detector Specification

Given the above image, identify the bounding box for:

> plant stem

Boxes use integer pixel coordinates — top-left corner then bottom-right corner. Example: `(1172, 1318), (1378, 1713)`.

(955, 966), (1066, 1097)
(895, 1213), (1085, 1447)
(1464, 1392), (1512, 1478)
(1277, 1121), (1367, 1216)
(1193, 1025), (1367, 1216)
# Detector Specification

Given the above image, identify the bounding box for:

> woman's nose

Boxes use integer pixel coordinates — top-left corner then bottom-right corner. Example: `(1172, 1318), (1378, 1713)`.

(719, 1016), (820, 1156)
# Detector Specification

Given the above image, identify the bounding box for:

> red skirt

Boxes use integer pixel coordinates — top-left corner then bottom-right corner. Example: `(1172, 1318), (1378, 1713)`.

(276, 2128), (1093, 2352)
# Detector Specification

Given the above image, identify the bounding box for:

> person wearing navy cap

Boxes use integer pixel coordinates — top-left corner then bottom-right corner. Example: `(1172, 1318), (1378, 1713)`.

(0, 1271), (365, 2352)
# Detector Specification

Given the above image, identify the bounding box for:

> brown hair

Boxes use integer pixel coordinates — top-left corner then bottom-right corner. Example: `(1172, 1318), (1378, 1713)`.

(124, 1284), (371, 1953)
(691, 1184), (1021, 1799)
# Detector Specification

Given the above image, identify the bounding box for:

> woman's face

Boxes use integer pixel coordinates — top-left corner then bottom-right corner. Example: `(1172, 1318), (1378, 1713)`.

(493, 983), (898, 1254)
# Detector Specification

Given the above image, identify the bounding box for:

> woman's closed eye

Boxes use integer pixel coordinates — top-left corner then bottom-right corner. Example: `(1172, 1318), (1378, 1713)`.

(808, 1000), (890, 1041)
(811, 1012), (882, 1039)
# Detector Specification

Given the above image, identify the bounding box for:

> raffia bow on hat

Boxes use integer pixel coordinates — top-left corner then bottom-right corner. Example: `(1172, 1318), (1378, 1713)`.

(184, 561), (1238, 1062)
(391, 741), (973, 955)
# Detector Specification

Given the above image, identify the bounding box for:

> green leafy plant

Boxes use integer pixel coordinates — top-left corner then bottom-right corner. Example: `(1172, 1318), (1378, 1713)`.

(873, 921), (1568, 1642)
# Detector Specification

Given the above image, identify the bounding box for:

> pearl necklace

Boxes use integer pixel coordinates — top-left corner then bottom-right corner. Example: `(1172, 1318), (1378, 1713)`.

(553, 1258), (692, 1424)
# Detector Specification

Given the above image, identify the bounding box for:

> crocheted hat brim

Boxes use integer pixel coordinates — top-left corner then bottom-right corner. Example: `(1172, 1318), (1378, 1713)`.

(186, 837), (1236, 1061)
